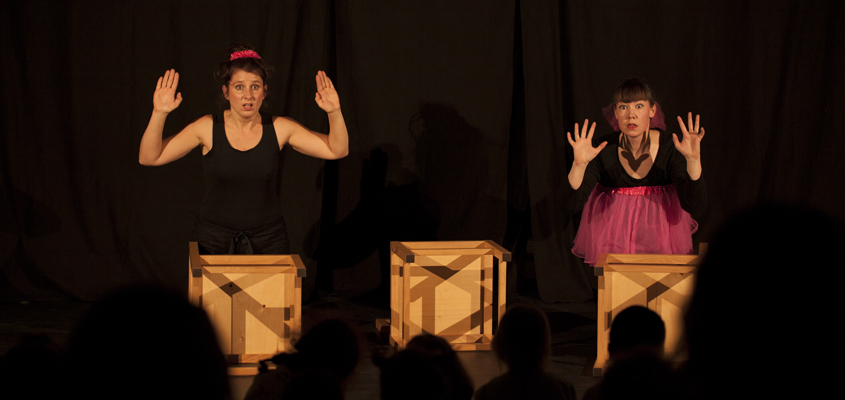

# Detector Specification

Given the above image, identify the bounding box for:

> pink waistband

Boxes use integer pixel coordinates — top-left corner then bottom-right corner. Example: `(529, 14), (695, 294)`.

(599, 185), (671, 196)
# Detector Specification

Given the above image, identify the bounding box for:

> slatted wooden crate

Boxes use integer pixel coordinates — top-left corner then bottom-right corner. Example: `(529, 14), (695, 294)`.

(592, 251), (703, 376)
(389, 241), (510, 351)
(188, 242), (305, 367)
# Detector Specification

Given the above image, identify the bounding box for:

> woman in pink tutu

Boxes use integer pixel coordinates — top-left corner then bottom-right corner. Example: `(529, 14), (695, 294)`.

(566, 79), (706, 265)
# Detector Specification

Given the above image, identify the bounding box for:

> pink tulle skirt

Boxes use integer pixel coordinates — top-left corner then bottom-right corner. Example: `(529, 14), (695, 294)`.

(572, 184), (698, 266)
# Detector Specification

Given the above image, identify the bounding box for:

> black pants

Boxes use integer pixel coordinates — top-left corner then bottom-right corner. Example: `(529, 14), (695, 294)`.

(192, 217), (290, 255)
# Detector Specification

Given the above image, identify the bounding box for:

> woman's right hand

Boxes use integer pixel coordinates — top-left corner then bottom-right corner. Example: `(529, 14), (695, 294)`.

(153, 69), (183, 114)
(567, 119), (606, 166)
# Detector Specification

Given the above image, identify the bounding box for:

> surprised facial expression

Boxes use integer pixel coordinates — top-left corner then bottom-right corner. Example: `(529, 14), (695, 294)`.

(223, 70), (267, 117)
(614, 100), (656, 138)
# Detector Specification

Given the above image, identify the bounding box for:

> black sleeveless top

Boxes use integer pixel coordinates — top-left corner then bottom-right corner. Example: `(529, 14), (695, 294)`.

(198, 111), (283, 231)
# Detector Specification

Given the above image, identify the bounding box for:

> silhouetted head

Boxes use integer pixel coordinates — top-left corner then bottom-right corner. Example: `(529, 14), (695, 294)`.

(0, 334), (62, 399)
(599, 352), (681, 400)
(406, 334), (473, 399)
(62, 285), (229, 400)
(283, 370), (344, 400)
(684, 204), (844, 398)
(492, 304), (551, 373)
(375, 347), (448, 400)
(608, 305), (666, 360)
(270, 318), (360, 381)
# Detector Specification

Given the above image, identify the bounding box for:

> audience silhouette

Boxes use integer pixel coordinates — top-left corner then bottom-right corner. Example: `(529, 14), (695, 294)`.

(245, 317), (360, 400)
(474, 304), (576, 400)
(583, 305), (669, 400)
(5, 203), (840, 400)
(681, 204), (844, 399)
(0, 333), (62, 400)
(375, 334), (473, 400)
(60, 285), (230, 400)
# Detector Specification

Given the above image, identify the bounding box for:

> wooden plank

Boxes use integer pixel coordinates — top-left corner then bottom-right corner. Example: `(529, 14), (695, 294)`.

(698, 242), (708, 257)
(452, 343), (492, 351)
(289, 254), (305, 344)
(391, 241), (414, 263)
(227, 364), (260, 376)
(481, 240), (512, 262)
(498, 259), (507, 328)
(403, 250), (411, 348)
(390, 251), (403, 346)
(202, 274), (234, 355)
(601, 253), (701, 266)
(375, 319), (391, 333)
(595, 273), (609, 377)
(188, 242), (203, 305)
(200, 254), (295, 266)
(285, 273), (295, 352)
(203, 266), (298, 274)
(594, 253), (609, 277)
(605, 264), (696, 274)
(236, 354), (274, 364)
(293, 276), (302, 344)
(399, 241), (487, 249)
(482, 255), (493, 335)
(289, 254), (307, 278)
(407, 248), (495, 257)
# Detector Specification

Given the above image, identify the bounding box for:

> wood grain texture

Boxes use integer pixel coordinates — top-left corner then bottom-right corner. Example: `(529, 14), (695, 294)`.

(592, 251), (701, 376)
(389, 241), (509, 351)
(188, 242), (303, 373)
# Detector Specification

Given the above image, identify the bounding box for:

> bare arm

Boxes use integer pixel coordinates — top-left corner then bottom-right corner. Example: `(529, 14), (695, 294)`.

(139, 69), (209, 166)
(276, 71), (349, 160)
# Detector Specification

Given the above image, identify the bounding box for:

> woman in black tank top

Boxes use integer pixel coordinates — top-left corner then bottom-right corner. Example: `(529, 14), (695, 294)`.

(139, 44), (349, 254)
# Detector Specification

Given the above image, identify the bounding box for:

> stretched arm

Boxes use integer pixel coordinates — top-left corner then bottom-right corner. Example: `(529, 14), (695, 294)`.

(278, 71), (349, 160)
(672, 112), (705, 181)
(139, 69), (208, 166)
(567, 119), (607, 189)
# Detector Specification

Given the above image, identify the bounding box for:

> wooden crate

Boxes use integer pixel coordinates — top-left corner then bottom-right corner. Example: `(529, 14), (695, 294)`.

(188, 242), (305, 367)
(592, 251), (703, 376)
(389, 241), (511, 351)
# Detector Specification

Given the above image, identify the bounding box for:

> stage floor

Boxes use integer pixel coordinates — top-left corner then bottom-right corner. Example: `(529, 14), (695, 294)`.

(0, 293), (601, 399)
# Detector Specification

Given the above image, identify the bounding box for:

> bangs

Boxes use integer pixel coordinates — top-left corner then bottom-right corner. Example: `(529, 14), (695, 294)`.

(230, 59), (267, 82)
(612, 79), (655, 105)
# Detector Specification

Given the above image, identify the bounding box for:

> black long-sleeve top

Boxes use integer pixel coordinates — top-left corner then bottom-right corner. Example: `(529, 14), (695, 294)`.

(563, 130), (707, 216)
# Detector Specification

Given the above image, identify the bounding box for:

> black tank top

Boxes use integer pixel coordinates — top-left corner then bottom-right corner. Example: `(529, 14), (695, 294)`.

(198, 111), (283, 231)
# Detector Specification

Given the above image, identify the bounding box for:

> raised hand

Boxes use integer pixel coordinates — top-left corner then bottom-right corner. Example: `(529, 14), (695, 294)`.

(567, 119), (607, 166)
(672, 112), (705, 160)
(314, 70), (341, 113)
(153, 69), (183, 114)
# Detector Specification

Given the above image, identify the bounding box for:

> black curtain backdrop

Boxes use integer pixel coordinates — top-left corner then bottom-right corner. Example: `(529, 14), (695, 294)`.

(2, 0), (843, 302)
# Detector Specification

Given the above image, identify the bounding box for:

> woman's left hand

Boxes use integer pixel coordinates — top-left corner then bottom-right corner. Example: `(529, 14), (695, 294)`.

(314, 71), (341, 113)
(673, 112), (705, 160)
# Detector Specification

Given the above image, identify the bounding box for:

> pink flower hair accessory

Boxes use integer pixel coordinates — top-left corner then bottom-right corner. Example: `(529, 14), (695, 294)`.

(230, 50), (262, 61)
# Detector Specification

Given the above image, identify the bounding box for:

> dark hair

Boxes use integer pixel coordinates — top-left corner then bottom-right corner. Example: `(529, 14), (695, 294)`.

(215, 43), (273, 85)
(682, 204), (844, 398)
(612, 78), (657, 106)
(62, 285), (230, 400)
(405, 334), (474, 399)
(608, 305), (666, 358)
(267, 318), (360, 380)
(492, 304), (551, 373)
(599, 352), (681, 400)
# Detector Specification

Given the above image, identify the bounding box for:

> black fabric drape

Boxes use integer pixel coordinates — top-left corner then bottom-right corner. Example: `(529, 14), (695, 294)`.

(2, 0), (843, 302)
